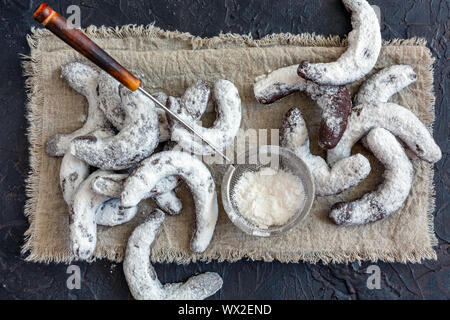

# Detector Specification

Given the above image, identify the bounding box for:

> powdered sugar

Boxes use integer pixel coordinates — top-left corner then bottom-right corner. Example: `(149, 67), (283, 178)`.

(232, 167), (304, 229)
(298, 0), (381, 85)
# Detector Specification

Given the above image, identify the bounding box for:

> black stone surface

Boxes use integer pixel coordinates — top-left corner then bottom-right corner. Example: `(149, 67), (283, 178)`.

(0, 0), (448, 300)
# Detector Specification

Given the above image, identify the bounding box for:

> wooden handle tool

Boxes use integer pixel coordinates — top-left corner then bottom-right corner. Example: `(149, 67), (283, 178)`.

(33, 3), (231, 162)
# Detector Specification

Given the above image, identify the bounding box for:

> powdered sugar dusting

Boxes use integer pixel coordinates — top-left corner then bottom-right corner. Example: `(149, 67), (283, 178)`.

(355, 65), (417, 104)
(281, 108), (370, 196)
(329, 128), (413, 226)
(232, 167), (304, 229)
(70, 170), (138, 259)
(71, 86), (160, 170)
(253, 65), (307, 104)
(122, 151), (218, 253)
(170, 79), (242, 156)
(298, 0), (381, 85)
(154, 191), (183, 215)
(253, 65), (351, 149)
(327, 102), (442, 165)
(46, 62), (111, 157)
(123, 209), (223, 300)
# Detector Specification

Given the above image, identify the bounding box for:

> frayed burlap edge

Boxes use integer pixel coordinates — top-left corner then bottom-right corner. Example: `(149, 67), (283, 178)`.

(22, 24), (437, 264)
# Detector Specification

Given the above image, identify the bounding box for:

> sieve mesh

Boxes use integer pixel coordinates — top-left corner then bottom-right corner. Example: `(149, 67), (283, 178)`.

(221, 145), (315, 237)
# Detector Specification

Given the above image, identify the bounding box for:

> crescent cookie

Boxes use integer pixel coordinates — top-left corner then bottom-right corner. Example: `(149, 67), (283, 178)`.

(123, 209), (223, 300)
(59, 152), (90, 206)
(121, 151), (218, 253)
(98, 73), (172, 143)
(70, 170), (138, 260)
(281, 108), (370, 196)
(152, 92), (171, 142)
(154, 80), (211, 143)
(297, 0), (381, 85)
(254, 65), (351, 149)
(59, 128), (135, 227)
(329, 128), (413, 225)
(326, 102), (442, 165)
(70, 85), (159, 170)
(61, 154), (134, 227)
(46, 62), (112, 157)
(169, 79), (242, 155)
(355, 65), (417, 105)
(93, 172), (183, 216)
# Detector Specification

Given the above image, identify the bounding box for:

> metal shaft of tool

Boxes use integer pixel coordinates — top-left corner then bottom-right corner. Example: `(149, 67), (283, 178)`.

(138, 87), (233, 164)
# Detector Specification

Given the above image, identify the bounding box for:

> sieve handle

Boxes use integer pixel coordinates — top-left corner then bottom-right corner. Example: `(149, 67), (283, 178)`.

(33, 3), (141, 91)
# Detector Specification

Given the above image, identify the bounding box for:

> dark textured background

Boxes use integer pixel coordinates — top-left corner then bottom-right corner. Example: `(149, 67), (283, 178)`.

(0, 0), (448, 300)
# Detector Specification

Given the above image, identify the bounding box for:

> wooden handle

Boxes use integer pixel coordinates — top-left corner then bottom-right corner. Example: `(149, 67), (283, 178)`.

(33, 3), (141, 91)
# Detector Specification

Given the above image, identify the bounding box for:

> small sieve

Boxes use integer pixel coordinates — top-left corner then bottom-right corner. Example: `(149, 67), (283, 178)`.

(33, 4), (315, 236)
(221, 145), (315, 237)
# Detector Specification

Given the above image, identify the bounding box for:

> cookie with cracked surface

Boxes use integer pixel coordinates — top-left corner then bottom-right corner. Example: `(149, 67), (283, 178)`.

(70, 170), (138, 260)
(93, 172), (182, 216)
(46, 62), (112, 157)
(153, 80), (210, 143)
(355, 65), (417, 105)
(326, 102), (442, 165)
(97, 73), (171, 143)
(60, 152), (90, 205)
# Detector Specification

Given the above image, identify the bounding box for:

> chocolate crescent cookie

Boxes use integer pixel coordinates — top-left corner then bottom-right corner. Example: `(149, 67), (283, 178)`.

(297, 0), (381, 85)
(355, 65), (417, 105)
(254, 64), (351, 149)
(46, 62), (112, 157)
(327, 102), (442, 165)
(70, 86), (159, 170)
(121, 151), (218, 253)
(123, 209), (223, 300)
(169, 80), (242, 155)
(329, 128), (413, 226)
(281, 108), (370, 196)
(70, 170), (138, 260)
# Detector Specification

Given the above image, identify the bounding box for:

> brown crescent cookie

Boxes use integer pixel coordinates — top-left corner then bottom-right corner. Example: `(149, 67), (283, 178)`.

(121, 151), (218, 253)
(281, 108), (370, 196)
(46, 62), (112, 157)
(254, 64), (351, 149)
(123, 209), (223, 300)
(329, 128), (413, 226)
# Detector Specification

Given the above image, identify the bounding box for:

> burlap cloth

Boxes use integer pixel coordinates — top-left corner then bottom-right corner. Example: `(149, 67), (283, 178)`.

(22, 25), (438, 264)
